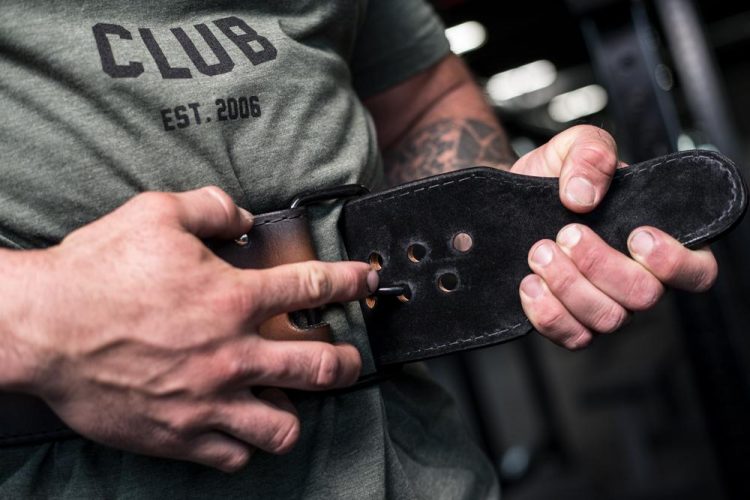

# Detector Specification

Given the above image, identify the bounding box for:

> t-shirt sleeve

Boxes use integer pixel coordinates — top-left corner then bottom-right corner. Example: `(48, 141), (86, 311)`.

(350, 0), (451, 99)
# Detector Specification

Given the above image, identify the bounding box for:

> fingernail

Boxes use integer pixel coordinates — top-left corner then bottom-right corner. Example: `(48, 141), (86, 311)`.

(565, 176), (596, 206)
(558, 225), (582, 249)
(239, 208), (254, 225)
(366, 270), (380, 294)
(629, 230), (654, 257)
(531, 243), (554, 267)
(521, 276), (544, 299)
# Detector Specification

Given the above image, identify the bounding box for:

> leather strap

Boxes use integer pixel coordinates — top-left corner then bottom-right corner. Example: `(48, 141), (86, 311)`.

(341, 150), (747, 366)
(211, 208), (332, 342)
(1, 150), (746, 446)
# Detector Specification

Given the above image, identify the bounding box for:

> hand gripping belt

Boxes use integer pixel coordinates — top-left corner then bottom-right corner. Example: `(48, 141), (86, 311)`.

(1, 150), (747, 446)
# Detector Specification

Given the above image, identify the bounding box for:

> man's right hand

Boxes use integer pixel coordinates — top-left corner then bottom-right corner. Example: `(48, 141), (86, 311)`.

(0, 186), (375, 472)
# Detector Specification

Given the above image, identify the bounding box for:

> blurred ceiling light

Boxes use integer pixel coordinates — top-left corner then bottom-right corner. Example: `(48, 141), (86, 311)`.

(654, 64), (674, 91)
(677, 132), (718, 152)
(548, 84), (608, 122)
(445, 21), (487, 55)
(486, 60), (557, 103)
(677, 133), (696, 151)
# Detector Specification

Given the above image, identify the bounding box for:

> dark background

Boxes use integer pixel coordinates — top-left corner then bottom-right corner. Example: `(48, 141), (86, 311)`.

(424, 1), (750, 499)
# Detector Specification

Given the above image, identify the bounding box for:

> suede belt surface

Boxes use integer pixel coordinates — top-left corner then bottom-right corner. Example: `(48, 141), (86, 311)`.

(1, 150), (747, 446)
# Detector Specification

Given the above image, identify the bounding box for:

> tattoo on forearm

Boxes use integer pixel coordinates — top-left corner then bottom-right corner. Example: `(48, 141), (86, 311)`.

(383, 118), (517, 186)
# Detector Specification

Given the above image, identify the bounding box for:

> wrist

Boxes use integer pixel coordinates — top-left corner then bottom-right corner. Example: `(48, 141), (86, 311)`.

(0, 247), (57, 392)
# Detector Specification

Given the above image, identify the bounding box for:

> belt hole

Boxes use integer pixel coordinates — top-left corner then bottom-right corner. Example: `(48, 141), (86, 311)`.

(365, 296), (377, 309)
(369, 252), (383, 271)
(397, 288), (412, 303)
(452, 232), (473, 253)
(438, 272), (459, 292)
(407, 243), (427, 262)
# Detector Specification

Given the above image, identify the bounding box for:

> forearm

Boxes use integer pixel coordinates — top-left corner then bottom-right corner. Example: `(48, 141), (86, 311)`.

(367, 55), (517, 186)
(382, 114), (516, 186)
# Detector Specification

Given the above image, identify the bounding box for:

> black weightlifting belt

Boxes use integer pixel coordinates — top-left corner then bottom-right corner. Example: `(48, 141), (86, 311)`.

(1, 150), (747, 446)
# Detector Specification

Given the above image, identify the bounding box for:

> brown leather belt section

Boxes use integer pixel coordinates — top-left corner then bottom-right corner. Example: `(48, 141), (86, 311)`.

(1, 150), (747, 447)
(213, 208), (333, 343)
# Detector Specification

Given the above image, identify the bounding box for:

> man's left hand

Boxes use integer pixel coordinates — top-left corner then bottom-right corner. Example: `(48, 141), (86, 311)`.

(513, 125), (718, 349)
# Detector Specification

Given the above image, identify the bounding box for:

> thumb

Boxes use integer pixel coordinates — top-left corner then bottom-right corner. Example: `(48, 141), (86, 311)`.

(172, 186), (253, 238)
(555, 125), (619, 213)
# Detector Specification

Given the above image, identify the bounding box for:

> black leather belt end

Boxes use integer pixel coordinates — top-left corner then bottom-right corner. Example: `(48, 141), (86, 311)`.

(341, 150), (747, 366)
(1, 150), (746, 447)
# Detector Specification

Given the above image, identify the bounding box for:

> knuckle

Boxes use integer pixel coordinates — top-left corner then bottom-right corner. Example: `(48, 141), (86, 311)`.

(659, 253), (684, 283)
(571, 124), (601, 136)
(309, 346), (341, 389)
(594, 127), (616, 148)
(212, 285), (256, 317)
(267, 417), (300, 454)
(534, 304), (567, 333)
(576, 146), (616, 175)
(303, 265), (332, 303)
(343, 265), (364, 295)
(217, 341), (266, 383)
(551, 270), (577, 296)
(152, 432), (183, 454)
(347, 348), (363, 381)
(223, 356), (257, 383)
(626, 275), (663, 311)
(564, 330), (592, 351)
(202, 185), (233, 205)
(567, 124), (597, 139)
(131, 191), (161, 207)
(167, 409), (202, 435)
(575, 246), (607, 278)
(132, 192), (178, 217)
(201, 186), (235, 224)
(590, 303), (628, 334)
(691, 262), (718, 292)
(216, 449), (250, 473)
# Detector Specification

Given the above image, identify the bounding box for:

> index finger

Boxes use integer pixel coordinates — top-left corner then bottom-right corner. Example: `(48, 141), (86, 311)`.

(242, 260), (377, 322)
(554, 125), (619, 213)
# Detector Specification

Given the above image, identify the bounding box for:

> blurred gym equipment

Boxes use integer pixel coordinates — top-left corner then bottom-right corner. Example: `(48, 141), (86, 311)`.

(428, 1), (750, 498)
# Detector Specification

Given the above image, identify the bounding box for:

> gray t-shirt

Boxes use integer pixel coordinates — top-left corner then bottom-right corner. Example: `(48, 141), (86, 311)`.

(0, 1), (499, 497)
